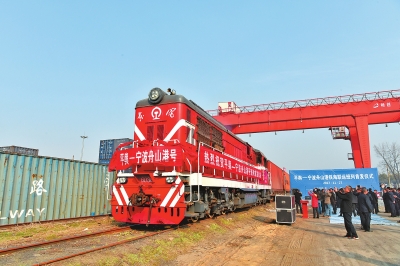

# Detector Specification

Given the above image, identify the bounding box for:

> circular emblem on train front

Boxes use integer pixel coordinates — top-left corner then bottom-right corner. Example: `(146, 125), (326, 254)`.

(151, 107), (162, 120)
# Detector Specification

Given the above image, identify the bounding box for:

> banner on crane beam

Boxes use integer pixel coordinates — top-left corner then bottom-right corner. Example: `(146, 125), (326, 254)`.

(289, 168), (380, 200)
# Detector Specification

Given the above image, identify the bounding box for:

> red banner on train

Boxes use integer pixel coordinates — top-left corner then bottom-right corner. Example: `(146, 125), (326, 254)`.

(199, 146), (264, 179)
(109, 146), (183, 171)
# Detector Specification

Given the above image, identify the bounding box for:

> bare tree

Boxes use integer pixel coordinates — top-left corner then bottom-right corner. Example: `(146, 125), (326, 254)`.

(378, 173), (389, 184)
(374, 142), (400, 187)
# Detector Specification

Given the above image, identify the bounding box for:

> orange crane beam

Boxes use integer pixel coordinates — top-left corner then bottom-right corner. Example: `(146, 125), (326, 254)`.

(209, 90), (400, 168)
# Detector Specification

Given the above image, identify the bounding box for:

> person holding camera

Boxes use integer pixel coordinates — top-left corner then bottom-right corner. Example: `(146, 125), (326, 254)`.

(324, 188), (333, 217)
(335, 186), (359, 240)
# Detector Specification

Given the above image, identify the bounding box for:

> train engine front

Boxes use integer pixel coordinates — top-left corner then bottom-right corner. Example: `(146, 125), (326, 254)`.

(108, 88), (197, 225)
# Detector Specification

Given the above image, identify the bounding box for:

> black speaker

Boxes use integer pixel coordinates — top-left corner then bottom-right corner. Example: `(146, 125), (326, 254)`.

(276, 209), (296, 223)
(275, 195), (295, 209)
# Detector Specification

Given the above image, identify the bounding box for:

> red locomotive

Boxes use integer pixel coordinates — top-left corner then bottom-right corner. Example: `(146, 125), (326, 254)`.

(108, 88), (286, 225)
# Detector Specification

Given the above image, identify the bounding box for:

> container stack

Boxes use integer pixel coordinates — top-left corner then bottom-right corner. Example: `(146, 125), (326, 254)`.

(98, 138), (132, 165)
(0, 146), (38, 156)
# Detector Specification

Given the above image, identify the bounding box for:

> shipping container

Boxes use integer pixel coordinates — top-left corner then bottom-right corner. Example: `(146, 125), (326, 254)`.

(267, 160), (290, 193)
(98, 138), (132, 164)
(0, 152), (113, 226)
(0, 146), (39, 156)
(217, 101), (241, 114)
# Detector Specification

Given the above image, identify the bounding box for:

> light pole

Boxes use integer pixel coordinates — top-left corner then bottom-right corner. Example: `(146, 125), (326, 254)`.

(283, 167), (287, 195)
(80, 135), (88, 161)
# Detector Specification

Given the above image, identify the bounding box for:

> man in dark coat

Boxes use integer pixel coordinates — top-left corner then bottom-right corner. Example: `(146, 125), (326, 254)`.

(320, 189), (326, 214)
(368, 189), (378, 214)
(294, 189), (303, 214)
(382, 188), (390, 213)
(335, 186), (359, 239)
(331, 188), (337, 214)
(317, 189), (323, 214)
(352, 188), (359, 217)
(387, 188), (397, 217)
(337, 187), (343, 216)
(358, 187), (374, 232)
(394, 188), (400, 216)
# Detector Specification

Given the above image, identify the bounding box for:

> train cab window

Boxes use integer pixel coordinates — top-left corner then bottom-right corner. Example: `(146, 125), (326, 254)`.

(186, 122), (196, 145)
(187, 109), (191, 123)
(256, 155), (262, 164)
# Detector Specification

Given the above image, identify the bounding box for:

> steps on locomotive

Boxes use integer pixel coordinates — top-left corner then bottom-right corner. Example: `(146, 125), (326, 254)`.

(184, 212), (201, 218)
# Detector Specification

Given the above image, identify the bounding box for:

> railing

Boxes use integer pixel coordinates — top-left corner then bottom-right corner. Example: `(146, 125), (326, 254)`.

(207, 89), (400, 116)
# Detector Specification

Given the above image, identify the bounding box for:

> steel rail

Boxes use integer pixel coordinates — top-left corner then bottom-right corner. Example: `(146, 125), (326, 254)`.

(0, 226), (131, 255)
(0, 214), (112, 230)
(32, 227), (177, 266)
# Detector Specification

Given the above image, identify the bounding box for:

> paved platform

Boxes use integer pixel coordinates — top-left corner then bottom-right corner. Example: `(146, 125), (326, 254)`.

(329, 212), (400, 226)
(174, 205), (400, 266)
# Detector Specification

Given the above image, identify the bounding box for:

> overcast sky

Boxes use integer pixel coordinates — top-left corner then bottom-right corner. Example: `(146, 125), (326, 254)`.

(1, 1), (399, 172)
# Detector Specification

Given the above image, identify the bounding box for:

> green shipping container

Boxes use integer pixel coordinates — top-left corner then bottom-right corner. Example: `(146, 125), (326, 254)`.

(0, 152), (113, 226)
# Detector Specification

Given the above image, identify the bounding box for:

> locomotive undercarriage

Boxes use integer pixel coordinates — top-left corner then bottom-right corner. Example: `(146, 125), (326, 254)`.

(112, 184), (270, 225)
(183, 186), (271, 222)
(112, 172), (271, 225)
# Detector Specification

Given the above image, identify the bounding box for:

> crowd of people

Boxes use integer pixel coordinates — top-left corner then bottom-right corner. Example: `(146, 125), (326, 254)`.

(382, 187), (400, 217)
(293, 185), (400, 240)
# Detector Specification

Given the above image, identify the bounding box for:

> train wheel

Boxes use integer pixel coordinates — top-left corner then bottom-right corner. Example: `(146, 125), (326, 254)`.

(206, 212), (215, 219)
(190, 216), (199, 223)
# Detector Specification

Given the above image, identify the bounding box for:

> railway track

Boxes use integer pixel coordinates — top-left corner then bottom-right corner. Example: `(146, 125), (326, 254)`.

(0, 225), (176, 265)
(0, 215), (112, 230)
(0, 226), (132, 255)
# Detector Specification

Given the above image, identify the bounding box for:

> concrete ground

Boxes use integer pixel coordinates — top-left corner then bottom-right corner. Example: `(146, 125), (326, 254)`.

(173, 205), (400, 266)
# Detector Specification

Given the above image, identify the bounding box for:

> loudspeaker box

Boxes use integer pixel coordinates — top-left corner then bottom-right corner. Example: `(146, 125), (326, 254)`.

(276, 209), (296, 224)
(275, 195), (295, 209)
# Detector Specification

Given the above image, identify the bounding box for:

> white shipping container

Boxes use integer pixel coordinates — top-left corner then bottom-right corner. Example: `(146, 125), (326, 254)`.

(218, 102), (241, 114)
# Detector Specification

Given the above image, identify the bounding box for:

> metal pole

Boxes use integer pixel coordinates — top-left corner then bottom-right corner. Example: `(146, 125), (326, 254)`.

(80, 135), (88, 161)
(283, 168), (286, 195)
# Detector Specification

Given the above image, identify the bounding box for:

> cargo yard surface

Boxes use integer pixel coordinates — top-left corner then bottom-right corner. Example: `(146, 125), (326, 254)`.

(172, 206), (400, 266)
(1, 204), (398, 266)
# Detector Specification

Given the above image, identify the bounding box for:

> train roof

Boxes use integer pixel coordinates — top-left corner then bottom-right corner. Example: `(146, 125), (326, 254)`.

(136, 93), (250, 147)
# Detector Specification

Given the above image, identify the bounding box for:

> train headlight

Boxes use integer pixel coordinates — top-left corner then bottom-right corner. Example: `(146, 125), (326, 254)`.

(118, 177), (127, 184)
(148, 87), (165, 104)
(166, 176), (176, 184)
(149, 89), (159, 101)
